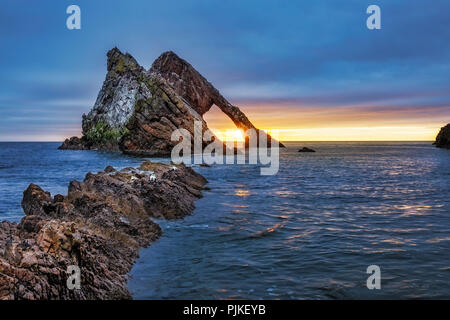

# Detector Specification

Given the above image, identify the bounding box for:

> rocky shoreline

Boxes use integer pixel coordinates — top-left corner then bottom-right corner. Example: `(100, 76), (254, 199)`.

(0, 161), (207, 299)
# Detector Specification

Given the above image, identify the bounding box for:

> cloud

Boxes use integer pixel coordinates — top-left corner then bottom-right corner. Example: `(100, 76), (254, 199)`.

(0, 0), (449, 140)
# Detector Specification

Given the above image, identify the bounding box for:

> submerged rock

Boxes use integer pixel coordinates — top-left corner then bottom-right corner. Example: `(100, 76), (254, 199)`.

(298, 147), (316, 153)
(59, 47), (283, 154)
(435, 124), (450, 149)
(0, 162), (207, 300)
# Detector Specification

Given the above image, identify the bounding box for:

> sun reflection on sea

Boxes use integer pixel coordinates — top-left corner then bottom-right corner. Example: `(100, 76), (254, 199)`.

(234, 189), (250, 197)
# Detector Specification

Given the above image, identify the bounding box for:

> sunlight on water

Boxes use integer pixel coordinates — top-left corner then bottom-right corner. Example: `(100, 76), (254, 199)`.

(1, 142), (450, 299)
(128, 142), (450, 299)
(234, 189), (250, 197)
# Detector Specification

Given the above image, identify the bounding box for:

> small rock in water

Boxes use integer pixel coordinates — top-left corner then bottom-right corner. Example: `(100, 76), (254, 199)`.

(298, 147), (316, 153)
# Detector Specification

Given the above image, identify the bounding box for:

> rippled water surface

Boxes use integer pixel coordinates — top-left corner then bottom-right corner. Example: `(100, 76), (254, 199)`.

(1, 142), (450, 299)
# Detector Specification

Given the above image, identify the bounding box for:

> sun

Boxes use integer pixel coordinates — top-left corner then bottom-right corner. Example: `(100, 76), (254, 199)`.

(233, 129), (245, 141)
(211, 129), (245, 141)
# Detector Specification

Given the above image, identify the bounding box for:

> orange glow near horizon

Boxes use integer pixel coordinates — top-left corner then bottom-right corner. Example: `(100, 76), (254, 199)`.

(8, 102), (446, 142)
(203, 104), (446, 141)
(216, 129), (245, 142)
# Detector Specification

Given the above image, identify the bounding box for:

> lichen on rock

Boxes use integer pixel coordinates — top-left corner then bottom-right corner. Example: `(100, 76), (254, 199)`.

(84, 120), (130, 144)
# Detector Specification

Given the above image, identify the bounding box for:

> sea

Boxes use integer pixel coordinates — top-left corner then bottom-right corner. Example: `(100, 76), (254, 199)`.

(1, 141), (450, 299)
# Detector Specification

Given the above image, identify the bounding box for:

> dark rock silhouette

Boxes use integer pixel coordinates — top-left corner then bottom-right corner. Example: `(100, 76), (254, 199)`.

(58, 136), (89, 150)
(59, 48), (283, 154)
(0, 161), (207, 299)
(199, 163), (211, 167)
(435, 124), (450, 149)
(298, 147), (316, 153)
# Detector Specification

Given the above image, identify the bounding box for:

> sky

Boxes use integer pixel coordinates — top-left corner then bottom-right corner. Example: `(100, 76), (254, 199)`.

(0, 0), (449, 141)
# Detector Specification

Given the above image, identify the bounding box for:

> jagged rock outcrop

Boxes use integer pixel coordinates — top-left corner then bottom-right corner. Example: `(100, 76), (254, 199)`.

(150, 51), (284, 147)
(434, 124), (450, 149)
(57, 136), (89, 150)
(59, 47), (283, 154)
(0, 161), (207, 299)
(61, 48), (209, 155)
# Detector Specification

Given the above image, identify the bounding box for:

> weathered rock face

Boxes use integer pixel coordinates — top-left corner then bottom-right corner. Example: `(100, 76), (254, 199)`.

(150, 52), (242, 117)
(150, 51), (284, 147)
(435, 124), (450, 149)
(61, 48), (208, 155)
(59, 47), (283, 154)
(0, 161), (207, 300)
(118, 75), (211, 156)
(82, 49), (144, 136)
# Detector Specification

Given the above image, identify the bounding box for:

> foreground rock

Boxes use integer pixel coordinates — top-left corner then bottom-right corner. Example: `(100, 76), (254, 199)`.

(0, 161), (207, 299)
(59, 47), (283, 154)
(298, 147), (316, 153)
(434, 124), (450, 149)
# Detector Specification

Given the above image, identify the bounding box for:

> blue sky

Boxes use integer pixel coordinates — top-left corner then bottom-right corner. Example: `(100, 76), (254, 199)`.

(0, 0), (449, 140)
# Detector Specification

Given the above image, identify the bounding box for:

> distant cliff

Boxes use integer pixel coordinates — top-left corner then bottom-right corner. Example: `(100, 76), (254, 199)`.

(59, 47), (283, 155)
(435, 124), (450, 149)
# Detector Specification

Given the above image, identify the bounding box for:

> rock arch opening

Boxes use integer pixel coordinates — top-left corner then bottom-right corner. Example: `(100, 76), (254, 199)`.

(203, 105), (245, 142)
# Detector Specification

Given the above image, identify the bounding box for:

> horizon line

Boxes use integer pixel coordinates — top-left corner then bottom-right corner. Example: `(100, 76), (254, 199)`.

(0, 140), (435, 143)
